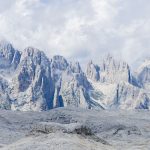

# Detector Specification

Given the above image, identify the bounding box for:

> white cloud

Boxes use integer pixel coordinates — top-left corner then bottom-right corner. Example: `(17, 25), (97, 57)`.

(0, 0), (150, 67)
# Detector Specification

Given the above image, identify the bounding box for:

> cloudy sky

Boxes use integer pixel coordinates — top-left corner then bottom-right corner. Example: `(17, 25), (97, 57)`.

(0, 0), (150, 66)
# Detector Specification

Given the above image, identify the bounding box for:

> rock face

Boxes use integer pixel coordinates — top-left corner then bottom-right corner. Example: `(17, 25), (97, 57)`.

(59, 62), (91, 108)
(137, 59), (150, 89)
(51, 57), (91, 109)
(99, 54), (132, 83)
(0, 40), (21, 71)
(0, 77), (10, 109)
(86, 61), (100, 81)
(10, 47), (54, 111)
(0, 41), (150, 111)
(86, 55), (150, 110)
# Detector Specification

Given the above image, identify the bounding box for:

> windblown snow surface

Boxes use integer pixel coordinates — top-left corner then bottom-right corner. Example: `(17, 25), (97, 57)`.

(0, 107), (150, 150)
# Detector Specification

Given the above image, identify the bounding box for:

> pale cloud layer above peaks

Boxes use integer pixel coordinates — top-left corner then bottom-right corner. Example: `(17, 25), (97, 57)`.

(0, 0), (150, 66)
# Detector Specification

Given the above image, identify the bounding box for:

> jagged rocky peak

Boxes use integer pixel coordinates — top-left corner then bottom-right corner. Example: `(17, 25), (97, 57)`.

(50, 55), (69, 83)
(0, 40), (14, 56)
(86, 60), (100, 81)
(16, 47), (51, 91)
(0, 40), (150, 111)
(52, 59), (91, 108)
(19, 47), (51, 85)
(10, 47), (54, 111)
(100, 54), (132, 83)
(66, 61), (90, 88)
(137, 59), (150, 88)
(20, 47), (50, 66)
(51, 55), (69, 71)
(101, 54), (129, 72)
(0, 40), (21, 69)
(59, 72), (90, 108)
(66, 61), (82, 74)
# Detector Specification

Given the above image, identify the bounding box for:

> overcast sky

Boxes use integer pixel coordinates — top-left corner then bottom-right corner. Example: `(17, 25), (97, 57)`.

(0, 0), (150, 66)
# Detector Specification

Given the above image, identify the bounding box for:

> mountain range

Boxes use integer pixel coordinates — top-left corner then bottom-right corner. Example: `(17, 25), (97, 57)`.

(0, 40), (150, 111)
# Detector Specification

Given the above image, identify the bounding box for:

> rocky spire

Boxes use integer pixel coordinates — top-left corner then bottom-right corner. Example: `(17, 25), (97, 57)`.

(0, 40), (21, 69)
(100, 54), (132, 83)
(86, 60), (100, 81)
(137, 59), (150, 89)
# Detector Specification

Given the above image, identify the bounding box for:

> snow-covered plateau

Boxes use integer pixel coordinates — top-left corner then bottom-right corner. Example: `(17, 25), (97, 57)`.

(0, 107), (150, 150)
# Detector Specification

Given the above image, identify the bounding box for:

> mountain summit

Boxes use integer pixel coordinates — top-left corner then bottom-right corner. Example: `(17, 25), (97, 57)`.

(0, 42), (150, 111)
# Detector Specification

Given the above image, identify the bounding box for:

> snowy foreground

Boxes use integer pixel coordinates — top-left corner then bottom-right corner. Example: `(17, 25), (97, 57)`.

(0, 108), (150, 150)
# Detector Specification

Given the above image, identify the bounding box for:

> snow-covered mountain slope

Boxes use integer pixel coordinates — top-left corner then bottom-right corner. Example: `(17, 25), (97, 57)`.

(0, 41), (150, 111)
(88, 79), (150, 110)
